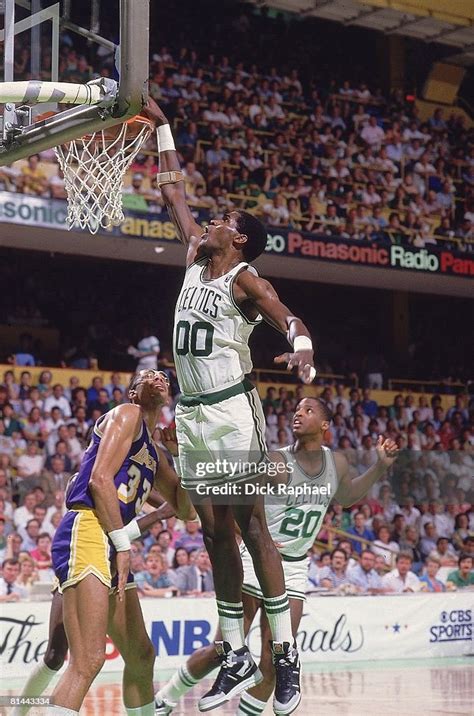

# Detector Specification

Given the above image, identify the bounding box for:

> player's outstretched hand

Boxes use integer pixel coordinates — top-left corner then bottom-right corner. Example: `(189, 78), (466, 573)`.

(375, 435), (399, 467)
(116, 551), (130, 602)
(159, 426), (178, 456)
(274, 350), (316, 384)
(143, 96), (169, 126)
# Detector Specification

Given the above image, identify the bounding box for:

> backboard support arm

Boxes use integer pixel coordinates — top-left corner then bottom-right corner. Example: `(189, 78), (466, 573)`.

(0, 0), (149, 165)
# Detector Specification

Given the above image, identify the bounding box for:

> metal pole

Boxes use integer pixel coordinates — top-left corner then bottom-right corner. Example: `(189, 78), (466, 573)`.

(91, 0), (100, 36)
(3, 0), (16, 142)
(31, 0), (41, 79)
(4, 0), (15, 82)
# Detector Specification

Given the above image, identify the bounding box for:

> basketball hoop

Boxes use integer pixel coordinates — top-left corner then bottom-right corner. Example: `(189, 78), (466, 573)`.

(54, 114), (154, 234)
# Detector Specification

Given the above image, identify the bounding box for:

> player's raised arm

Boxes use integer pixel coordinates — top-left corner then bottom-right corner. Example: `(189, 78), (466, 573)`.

(234, 269), (316, 384)
(144, 97), (203, 265)
(333, 436), (399, 506)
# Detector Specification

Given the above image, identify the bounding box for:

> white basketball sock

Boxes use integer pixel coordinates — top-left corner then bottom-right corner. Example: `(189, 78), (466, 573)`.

(263, 593), (293, 643)
(156, 664), (199, 706)
(236, 692), (267, 715)
(11, 660), (59, 716)
(125, 702), (155, 716)
(216, 599), (245, 650)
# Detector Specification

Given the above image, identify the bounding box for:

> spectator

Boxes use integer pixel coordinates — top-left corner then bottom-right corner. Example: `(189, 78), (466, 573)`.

(135, 553), (177, 597)
(143, 522), (165, 553)
(346, 512), (374, 555)
(430, 537), (458, 567)
(20, 154), (48, 196)
(347, 549), (385, 594)
(446, 554), (474, 589)
(399, 526), (424, 573)
(171, 547), (189, 571)
(381, 552), (421, 593)
(16, 442), (45, 481)
(44, 407), (65, 455)
(155, 529), (175, 566)
(174, 520), (204, 553)
(2, 403), (22, 437)
(420, 522), (438, 558)
(452, 513), (471, 552)
(43, 384), (72, 419)
(29, 532), (53, 574)
(15, 555), (39, 595)
(86, 376), (104, 404)
(0, 558), (28, 601)
(127, 324), (161, 371)
(175, 548), (214, 595)
(372, 525), (400, 568)
(19, 518), (41, 551)
(318, 548), (349, 589)
(419, 556), (446, 592)
(13, 492), (36, 530)
(40, 455), (71, 497)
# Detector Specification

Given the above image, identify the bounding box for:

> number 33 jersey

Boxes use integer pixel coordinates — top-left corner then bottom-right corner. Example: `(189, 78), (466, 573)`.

(66, 414), (158, 524)
(267, 445), (339, 560)
(173, 258), (262, 395)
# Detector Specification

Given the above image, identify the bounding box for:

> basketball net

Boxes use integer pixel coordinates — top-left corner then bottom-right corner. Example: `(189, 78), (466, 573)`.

(54, 116), (154, 234)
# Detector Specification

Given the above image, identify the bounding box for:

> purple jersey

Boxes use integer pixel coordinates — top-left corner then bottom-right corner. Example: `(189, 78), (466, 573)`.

(66, 412), (158, 524)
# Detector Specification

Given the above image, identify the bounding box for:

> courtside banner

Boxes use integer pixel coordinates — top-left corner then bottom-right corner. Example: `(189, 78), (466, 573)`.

(1, 593), (471, 679)
(0, 192), (472, 278)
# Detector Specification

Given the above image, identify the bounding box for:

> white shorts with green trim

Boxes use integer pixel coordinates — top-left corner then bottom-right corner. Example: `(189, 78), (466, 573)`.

(175, 382), (267, 490)
(240, 542), (308, 602)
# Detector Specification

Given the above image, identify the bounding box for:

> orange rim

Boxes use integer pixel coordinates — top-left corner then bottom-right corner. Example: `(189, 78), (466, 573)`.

(82, 114), (154, 143)
(34, 111), (153, 143)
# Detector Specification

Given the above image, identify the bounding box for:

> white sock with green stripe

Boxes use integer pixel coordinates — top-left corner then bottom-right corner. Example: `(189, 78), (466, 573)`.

(156, 664), (199, 706)
(217, 599), (245, 650)
(263, 592), (293, 643)
(236, 692), (267, 716)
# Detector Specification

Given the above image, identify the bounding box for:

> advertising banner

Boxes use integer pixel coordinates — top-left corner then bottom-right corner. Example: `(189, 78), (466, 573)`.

(1, 192), (472, 278)
(1, 593), (471, 679)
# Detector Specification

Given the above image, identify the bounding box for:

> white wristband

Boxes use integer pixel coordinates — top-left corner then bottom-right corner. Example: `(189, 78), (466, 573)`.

(293, 336), (313, 352)
(124, 519), (141, 541)
(157, 124), (176, 153)
(108, 527), (131, 552)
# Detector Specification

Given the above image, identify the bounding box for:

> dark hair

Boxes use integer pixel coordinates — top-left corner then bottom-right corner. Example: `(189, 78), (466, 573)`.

(459, 552), (472, 566)
(454, 512), (468, 529)
(236, 210), (267, 262)
(330, 548), (347, 561)
(2, 558), (19, 569)
(172, 547), (189, 569)
(296, 396), (332, 423)
(37, 532), (51, 543)
(436, 536), (449, 545)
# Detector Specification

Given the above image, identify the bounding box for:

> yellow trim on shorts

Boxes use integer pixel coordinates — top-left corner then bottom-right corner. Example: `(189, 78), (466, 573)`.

(62, 509), (112, 591)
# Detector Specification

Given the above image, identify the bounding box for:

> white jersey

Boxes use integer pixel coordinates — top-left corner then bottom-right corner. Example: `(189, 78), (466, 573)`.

(266, 445), (339, 559)
(173, 258), (261, 395)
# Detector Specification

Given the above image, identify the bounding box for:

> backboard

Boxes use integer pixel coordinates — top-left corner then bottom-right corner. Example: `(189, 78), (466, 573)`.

(0, 0), (149, 165)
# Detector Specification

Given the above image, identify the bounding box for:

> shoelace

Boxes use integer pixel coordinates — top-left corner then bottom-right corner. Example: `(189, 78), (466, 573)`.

(214, 652), (240, 687)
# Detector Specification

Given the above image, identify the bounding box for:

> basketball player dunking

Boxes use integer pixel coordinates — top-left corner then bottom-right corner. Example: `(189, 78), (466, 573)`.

(154, 398), (398, 716)
(145, 97), (316, 715)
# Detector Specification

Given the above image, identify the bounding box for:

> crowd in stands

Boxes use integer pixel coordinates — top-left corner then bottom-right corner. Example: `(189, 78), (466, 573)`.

(0, 368), (472, 601)
(0, 5), (473, 250)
